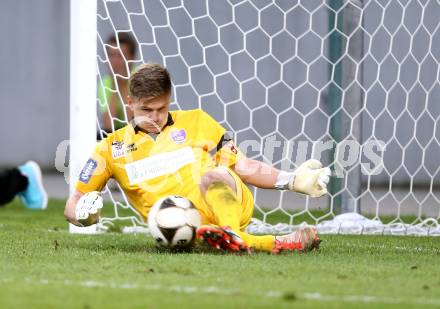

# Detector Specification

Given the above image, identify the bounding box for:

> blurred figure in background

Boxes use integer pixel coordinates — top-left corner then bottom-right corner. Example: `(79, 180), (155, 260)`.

(98, 32), (138, 136)
(0, 161), (47, 209)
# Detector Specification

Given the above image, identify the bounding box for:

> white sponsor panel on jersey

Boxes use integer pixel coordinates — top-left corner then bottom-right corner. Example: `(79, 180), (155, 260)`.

(125, 147), (195, 185)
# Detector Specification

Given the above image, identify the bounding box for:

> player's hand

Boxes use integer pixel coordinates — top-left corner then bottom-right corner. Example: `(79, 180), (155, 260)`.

(291, 159), (331, 197)
(75, 191), (103, 226)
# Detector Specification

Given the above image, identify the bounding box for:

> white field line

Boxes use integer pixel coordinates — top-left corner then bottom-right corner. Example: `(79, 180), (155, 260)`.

(1, 278), (440, 306)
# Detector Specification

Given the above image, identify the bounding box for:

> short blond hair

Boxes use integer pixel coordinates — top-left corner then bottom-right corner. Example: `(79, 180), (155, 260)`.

(129, 63), (171, 99)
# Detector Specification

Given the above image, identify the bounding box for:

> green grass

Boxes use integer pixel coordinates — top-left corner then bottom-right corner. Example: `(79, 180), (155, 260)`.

(1, 199), (440, 308)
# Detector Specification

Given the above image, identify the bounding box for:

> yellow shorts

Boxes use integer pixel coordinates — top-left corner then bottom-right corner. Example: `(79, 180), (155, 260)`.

(191, 166), (254, 231)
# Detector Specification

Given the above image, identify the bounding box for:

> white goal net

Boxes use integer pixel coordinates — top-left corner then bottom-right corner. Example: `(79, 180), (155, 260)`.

(92, 0), (440, 235)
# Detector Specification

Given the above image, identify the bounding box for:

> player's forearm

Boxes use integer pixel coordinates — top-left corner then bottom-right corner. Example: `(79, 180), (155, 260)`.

(234, 158), (281, 189)
(234, 158), (330, 197)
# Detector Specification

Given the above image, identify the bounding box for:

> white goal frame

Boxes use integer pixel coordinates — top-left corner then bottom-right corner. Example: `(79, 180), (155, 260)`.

(69, 0), (99, 234)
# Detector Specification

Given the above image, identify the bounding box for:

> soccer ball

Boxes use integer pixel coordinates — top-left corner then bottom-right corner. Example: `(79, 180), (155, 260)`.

(148, 195), (201, 250)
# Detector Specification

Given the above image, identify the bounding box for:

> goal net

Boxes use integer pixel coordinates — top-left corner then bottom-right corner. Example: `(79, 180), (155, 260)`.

(85, 0), (440, 235)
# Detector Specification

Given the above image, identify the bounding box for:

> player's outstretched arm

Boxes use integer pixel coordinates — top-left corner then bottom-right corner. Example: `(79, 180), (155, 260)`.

(233, 157), (280, 189)
(233, 157), (330, 197)
(64, 190), (103, 226)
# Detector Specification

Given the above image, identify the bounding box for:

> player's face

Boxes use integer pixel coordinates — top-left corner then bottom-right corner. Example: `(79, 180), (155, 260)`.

(127, 93), (171, 134)
(107, 44), (134, 77)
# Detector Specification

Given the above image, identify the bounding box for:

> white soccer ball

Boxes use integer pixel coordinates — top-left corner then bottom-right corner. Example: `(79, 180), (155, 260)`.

(148, 195), (201, 250)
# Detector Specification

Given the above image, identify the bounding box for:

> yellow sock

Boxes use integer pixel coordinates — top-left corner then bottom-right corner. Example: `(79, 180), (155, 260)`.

(237, 232), (275, 252)
(205, 182), (241, 229)
(204, 182), (275, 252)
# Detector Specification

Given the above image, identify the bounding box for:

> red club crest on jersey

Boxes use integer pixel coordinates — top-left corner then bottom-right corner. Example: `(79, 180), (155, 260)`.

(227, 141), (238, 154)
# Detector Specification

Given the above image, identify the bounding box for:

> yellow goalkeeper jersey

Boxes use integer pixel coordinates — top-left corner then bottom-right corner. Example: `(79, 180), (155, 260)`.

(76, 109), (243, 222)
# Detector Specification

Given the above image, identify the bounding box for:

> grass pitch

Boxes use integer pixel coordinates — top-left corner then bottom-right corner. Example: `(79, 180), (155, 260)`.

(1, 199), (439, 309)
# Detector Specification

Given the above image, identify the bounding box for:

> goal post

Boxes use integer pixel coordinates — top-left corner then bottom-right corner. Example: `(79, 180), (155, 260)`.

(328, 0), (364, 214)
(69, 0), (99, 233)
(69, 0), (440, 236)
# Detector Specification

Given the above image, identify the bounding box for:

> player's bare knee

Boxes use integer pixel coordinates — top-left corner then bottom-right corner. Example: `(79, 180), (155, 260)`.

(200, 170), (227, 190)
(200, 169), (236, 195)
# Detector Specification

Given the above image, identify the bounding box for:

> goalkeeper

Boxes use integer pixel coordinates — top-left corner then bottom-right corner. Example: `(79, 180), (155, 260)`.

(64, 63), (331, 254)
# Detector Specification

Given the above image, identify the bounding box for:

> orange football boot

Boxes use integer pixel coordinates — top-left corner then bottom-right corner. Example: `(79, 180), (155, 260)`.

(196, 225), (251, 254)
(272, 227), (321, 254)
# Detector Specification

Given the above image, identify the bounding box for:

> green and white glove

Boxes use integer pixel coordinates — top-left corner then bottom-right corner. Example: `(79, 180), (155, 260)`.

(275, 159), (331, 197)
(75, 191), (103, 227)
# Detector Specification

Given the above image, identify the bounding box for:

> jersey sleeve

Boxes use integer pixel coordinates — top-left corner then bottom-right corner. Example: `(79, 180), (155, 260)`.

(75, 140), (113, 193)
(215, 138), (244, 167)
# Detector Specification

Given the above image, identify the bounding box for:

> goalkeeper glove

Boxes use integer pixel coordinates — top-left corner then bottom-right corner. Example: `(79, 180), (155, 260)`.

(275, 159), (331, 197)
(75, 191), (103, 227)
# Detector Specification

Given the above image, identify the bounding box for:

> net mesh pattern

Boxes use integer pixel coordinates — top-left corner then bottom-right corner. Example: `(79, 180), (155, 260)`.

(96, 0), (440, 235)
